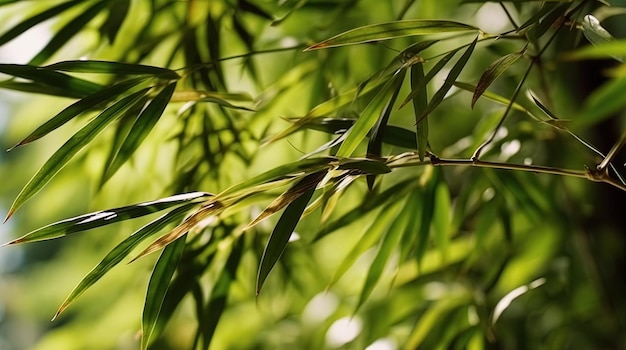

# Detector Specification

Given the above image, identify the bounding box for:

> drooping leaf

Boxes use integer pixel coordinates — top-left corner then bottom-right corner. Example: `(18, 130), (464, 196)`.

(5, 88), (150, 220)
(29, 0), (109, 66)
(472, 50), (524, 108)
(0, 63), (104, 98)
(142, 233), (188, 350)
(411, 63), (428, 161)
(1, 192), (210, 245)
(417, 36), (478, 124)
(53, 203), (197, 319)
(9, 77), (148, 150)
(0, 0), (83, 46)
(99, 0), (130, 44)
(44, 60), (180, 79)
(305, 20), (479, 50)
(256, 173), (322, 294)
(101, 82), (177, 184)
(366, 70), (405, 189)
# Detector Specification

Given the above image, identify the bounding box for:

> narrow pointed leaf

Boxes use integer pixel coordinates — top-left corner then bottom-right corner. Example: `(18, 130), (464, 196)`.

(5, 88), (150, 220)
(142, 233), (187, 349)
(29, 1), (109, 66)
(246, 171), (326, 229)
(472, 51), (524, 108)
(102, 82), (177, 183)
(305, 20), (479, 50)
(0, 81), (88, 98)
(99, 0), (130, 44)
(0, 0), (83, 46)
(53, 204), (196, 319)
(366, 70), (405, 189)
(356, 198), (409, 311)
(454, 82), (530, 115)
(0, 64), (104, 98)
(411, 63), (428, 161)
(432, 182), (451, 262)
(10, 77), (147, 150)
(44, 60), (179, 79)
(2, 192), (209, 245)
(416, 175), (438, 270)
(256, 173), (322, 294)
(418, 36), (477, 124)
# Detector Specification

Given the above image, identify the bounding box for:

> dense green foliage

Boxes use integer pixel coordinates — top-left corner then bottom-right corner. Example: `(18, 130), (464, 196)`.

(1, 0), (626, 349)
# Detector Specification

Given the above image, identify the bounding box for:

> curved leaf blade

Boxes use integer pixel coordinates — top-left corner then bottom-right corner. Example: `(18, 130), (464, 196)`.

(306, 20), (479, 50)
(5, 88), (150, 220)
(44, 60), (180, 79)
(1, 192), (210, 245)
(53, 204), (196, 320)
(0, 64), (104, 98)
(142, 233), (187, 350)
(256, 172), (322, 294)
(472, 51), (524, 108)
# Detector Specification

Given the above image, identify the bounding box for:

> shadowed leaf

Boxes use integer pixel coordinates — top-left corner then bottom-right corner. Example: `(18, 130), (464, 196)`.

(1, 192), (209, 245)
(101, 82), (177, 184)
(53, 203), (197, 320)
(142, 233), (187, 350)
(5, 88), (150, 220)
(45, 60), (180, 79)
(472, 50), (524, 108)
(578, 77), (626, 126)
(454, 82), (530, 115)
(411, 63), (428, 161)
(256, 172), (323, 294)
(563, 40), (626, 62)
(582, 15), (615, 48)
(100, 0), (130, 44)
(9, 77), (148, 150)
(306, 20), (479, 50)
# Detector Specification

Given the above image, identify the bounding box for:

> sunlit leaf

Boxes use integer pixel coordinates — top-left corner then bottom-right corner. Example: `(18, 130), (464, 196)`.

(472, 50), (524, 108)
(53, 203), (196, 319)
(416, 171), (437, 270)
(45, 60), (180, 79)
(101, 82), (177, 184)
(582, 15), (615, 48)
(306, 20), (479, 50)
(432, 182), (451, 262)
(0, 0), (83, 46)
(1, 192), (209, 245)
(491, 278), (546, 325)
(5, 88), (150, 220)
(9, 77), (148, 150)
(417, 36), (478, 124)
(256, 173), (322, 294)
(29, 1), (109, 66)
(142, 233), (187, 350)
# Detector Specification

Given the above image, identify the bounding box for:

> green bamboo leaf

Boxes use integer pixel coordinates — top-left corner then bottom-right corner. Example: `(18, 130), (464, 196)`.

(328, 201), (403, 288)
(454, 81), (530, 115)
(29, 0), (108, 66)
(196, 97), (254, 111)
(99, 0), (130, 44)
(416, 173), (437, 270)
(577, 77), (626, 126)
(0, 64), (104, 98)
(356, 197), (411, 312)
(515, 2), (559, 33)
(1, 192), (209, 245)
(472, 51), (524, 108)
(563, 40), (626, 62)
(337, 73), (405, 158)
(582, 15), (615, 48)
(101, 82), (177, 184)
(246, 171), (326, 230)
(200, 238), (243, 348)
(5, 88), (150, 220)
(366, 70), (405, 189)
(142, 233), (187, 350)
(9, 77), (148, 150)
(0, 0), (83, 46)
(44, 60), (179, 79)
(53, 203), (196, 320)
(417, 36), (478, 124)
(305, 20), (479, 50)
(411, 63), (429, 161)
(527, 2), (569, 40)
(256, 173), (322, 295)
(398, 190), (423, 263)
(0, 80), (88, 98)
(336, 158), (391, 174)
(432, 182), (451, 263)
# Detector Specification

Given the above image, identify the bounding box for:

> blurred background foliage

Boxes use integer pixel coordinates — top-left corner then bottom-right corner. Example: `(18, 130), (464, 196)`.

(1, 0), (626, 349)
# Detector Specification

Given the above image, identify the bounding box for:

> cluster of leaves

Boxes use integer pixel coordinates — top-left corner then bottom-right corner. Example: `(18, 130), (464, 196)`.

(1, 0), (626, 349)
